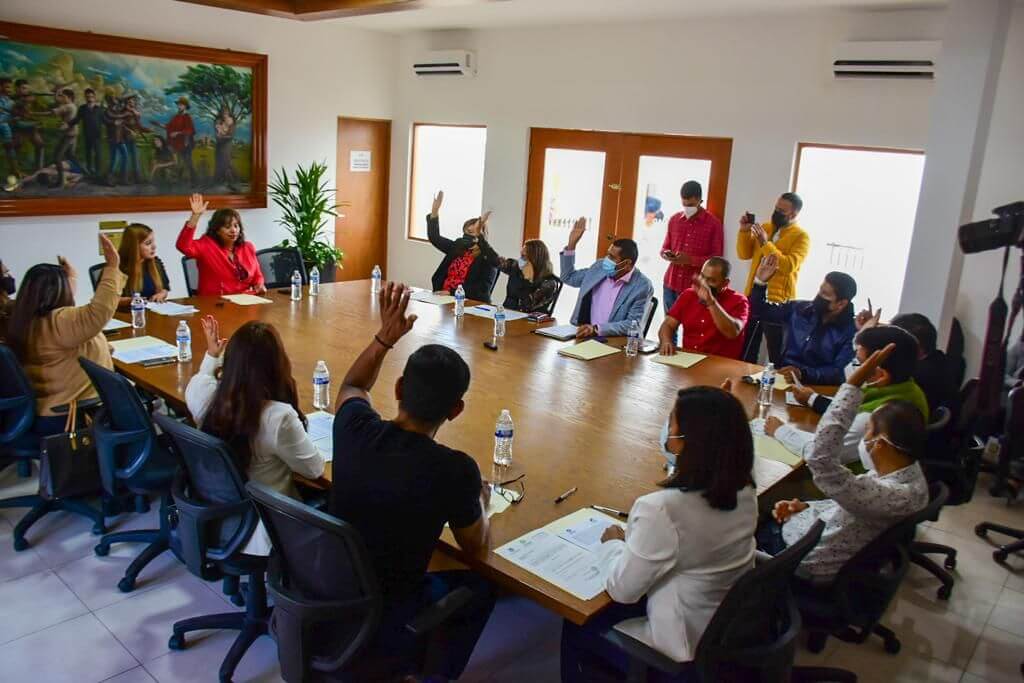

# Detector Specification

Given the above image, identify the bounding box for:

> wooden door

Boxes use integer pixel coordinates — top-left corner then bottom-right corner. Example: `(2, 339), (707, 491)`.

(335, 117), (391, 281)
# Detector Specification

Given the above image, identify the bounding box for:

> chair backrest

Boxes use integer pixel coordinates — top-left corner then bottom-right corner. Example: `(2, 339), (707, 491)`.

(88, 264), (105, 292)
(0, 344), (36, 447)
(642, 296), (659, 338)
(1005, 385), (1024, 467)
(256, 247), (307, 289)
(246, 481), (382, 680)
(79, 358), (174, 495)
(694, 520), (825, 682)
(154, 413), (257, 574)
(181, 256), (199, 296)
(545, 277), (564, 317)
(946, 317), (966, 389)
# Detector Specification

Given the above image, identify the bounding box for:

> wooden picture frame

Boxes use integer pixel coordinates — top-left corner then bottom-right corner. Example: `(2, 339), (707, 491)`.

(0, 21), (267, 217)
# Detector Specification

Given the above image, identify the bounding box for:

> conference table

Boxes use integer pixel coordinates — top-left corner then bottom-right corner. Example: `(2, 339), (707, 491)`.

(110, 280), (821, 625)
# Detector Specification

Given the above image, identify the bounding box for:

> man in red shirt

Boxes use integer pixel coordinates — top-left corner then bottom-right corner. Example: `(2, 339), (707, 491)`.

(163, 96), (195, 183)
(658, 257), (749, 360)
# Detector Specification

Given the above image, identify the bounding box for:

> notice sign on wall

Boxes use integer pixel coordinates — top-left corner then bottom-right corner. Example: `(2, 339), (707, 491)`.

(350, 151), (372, 172)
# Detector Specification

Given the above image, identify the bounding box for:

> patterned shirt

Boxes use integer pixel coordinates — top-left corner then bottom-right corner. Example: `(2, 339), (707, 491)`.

(442, 251), (476, 292)
(781, 384), (929, 580)
(661, 208), (724, 294)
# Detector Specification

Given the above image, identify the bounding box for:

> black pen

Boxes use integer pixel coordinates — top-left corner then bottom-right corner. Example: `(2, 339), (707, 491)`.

(554, 486), (577, 504)
(141, 357), (178, 368)
(591, 505), (628, 519)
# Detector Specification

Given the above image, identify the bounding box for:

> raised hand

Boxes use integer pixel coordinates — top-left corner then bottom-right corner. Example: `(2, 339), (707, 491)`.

(750, 223), (768, 246)
(188, 193), (208, 226)
(201, 315), (228, 357)
(57, 254), (78, 283)
(431, 191), (444, 217)
(855, 297), (882, 331)
(99, 233), (120, 269)
(696, 280), (714, 306)
(756, 253), (779, 282)
(847, 342), (896, 388)
(567, 217), (587, 249)
(377, 282), (418, 346)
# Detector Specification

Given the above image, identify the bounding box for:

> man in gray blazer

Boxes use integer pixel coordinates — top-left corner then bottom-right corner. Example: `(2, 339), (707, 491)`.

(560, 217), (654, 340)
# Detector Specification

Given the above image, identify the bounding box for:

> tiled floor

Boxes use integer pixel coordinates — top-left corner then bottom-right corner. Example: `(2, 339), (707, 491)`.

(0, 464), (1021, 683)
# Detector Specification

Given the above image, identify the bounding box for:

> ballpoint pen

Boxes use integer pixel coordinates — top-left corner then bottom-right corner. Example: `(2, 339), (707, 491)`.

(591, 504), (628, 519)
(554, 486), (577, 504)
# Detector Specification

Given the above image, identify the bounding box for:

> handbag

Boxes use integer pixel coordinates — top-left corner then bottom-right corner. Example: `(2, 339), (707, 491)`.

(38, 400), (103, 501)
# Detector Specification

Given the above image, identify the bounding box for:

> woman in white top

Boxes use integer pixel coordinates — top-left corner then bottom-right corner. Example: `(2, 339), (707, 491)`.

(561, 386), (757, 681)
(185, 315), (325, 554)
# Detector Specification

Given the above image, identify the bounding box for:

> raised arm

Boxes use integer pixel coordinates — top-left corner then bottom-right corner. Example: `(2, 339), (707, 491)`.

(735, 214), (757, 261)
(51, 236), (126, 348)
(559, 217), (589, 288)
(698, 281), (746, 339)
(176, 193), (208, 257)
(426, 191), (456, 255)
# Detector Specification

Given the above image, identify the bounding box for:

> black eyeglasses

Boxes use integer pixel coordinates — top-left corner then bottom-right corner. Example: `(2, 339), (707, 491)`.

(492, 474), (525, 505)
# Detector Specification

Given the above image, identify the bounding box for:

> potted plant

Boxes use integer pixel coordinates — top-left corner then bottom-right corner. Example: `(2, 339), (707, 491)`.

(268, 160), (346, 282)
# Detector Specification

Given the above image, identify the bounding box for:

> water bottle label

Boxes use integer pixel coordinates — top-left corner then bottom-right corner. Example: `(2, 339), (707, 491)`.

(314, 377), (330, 385)
(495, 428), (513, 438)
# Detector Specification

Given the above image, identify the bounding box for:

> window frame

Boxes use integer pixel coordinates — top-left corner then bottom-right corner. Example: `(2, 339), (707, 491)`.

(791, 141), (924, 191)
(406, 122), (488, 243)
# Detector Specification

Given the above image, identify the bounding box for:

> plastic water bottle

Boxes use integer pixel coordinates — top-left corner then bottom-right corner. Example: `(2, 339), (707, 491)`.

(626, 319), (641, 357)
(493, 409), (514, 466)
(309, 266), (320, 297)
(494, 304), (507, 338)
(130, 292), (146, 329)
(454, 284), (466, 317)
(175, 320), (192, 363)
(290, 270), (302, 301)
(313, 360), (330, 410)
(758, 362), (777, 408)
(371, 265), (382, 294)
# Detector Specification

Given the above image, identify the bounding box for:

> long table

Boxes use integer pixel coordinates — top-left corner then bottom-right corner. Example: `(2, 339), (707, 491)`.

(111, 280), (821, 625)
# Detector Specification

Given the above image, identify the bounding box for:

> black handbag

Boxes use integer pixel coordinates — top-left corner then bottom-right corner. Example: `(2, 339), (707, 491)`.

(38, 400), (102, 501)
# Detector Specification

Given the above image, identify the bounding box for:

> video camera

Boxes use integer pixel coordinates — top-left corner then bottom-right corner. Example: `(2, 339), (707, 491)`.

(958, 201), (1024, 254)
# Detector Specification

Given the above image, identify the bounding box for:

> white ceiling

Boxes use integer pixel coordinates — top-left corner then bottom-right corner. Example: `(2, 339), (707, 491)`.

(334, 0), (946, 32)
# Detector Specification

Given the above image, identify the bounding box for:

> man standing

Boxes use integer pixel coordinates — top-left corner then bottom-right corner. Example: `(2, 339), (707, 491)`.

(162, 96), (195, 184)
(657, 257), (749, 360)
(10, 79), (44, 172)
(661, 181), (723, 317)
(48, 88), (81, 188)
(70, 88), (105, 176)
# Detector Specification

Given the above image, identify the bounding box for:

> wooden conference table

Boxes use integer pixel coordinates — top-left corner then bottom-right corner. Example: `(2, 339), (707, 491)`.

(111, 280), (821, 625)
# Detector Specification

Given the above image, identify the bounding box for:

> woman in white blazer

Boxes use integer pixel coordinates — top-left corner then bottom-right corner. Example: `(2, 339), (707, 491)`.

(185, 316), (325, 555)
(561, 386), (757, 681)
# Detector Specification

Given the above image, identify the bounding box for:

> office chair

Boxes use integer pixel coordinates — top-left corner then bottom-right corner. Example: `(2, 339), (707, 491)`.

(599, 520), (855, 683)
(246, 481), (476, 682)
(0, 344), (108, 551)
(544, 277), (564, 317)
(256, 247), (307, 289)
(945, 318), (966, 391)
(909, 406), (957, 599)
(642, 296), (659, 339)
(88, 263), (105, 292)
(975, 384), (1024, 565)
(80, 358), (179, 592)
(154, 413), (269, 683)
(181, 256), (199, 296)
(799, 482), (948, 656)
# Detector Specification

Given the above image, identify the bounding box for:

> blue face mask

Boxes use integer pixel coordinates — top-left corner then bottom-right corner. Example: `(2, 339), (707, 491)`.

(517, 257), (528, 270)
(600, 256), (618, 277)
(659, 420), (685, 466)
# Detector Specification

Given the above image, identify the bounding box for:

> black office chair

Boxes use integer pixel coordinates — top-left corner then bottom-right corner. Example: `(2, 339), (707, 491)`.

(544, 277), (564, 317)
(946, 318), (967, 391)
(88, 263), (106, 292)
(600, 520), (854, 683)
(80, 358), (179, 592)
(909, 406), (958, 599)
(154, 413), (270, 683)
(975, 384), (1024, 564)
(799, 482), (948, 656)
(181, 256), (199, 296)
(245, 481), (476, 682)
(0, 344), (107, 551)
(256, 247), (306, 289)
(642, 296), (659, 339)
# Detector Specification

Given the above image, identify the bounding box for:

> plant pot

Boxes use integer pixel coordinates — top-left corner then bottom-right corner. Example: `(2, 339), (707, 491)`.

(306, 259), (338, 283)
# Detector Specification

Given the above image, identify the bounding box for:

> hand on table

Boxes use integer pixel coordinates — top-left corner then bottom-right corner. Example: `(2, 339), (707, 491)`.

(253, 283), (267, 295)
(151, 290), (170, 303)
(601, 525), (626, 543)
(201, 315), (228, 357)
(575, 323), (598, 340)
(778, 366), (802, 384)
(772, 499), (809, 523)
(764, 415), (785, 437)
(791, 385), (814, 406)
(480, 480), (491, 509)
(659, 341), (677, 356)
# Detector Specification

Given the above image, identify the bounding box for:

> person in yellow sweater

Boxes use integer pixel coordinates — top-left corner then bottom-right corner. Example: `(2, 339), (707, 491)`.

(736, 192), (810, 362)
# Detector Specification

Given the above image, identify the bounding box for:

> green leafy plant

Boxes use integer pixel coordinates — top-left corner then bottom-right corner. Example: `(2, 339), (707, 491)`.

(268, 161), (346, 271)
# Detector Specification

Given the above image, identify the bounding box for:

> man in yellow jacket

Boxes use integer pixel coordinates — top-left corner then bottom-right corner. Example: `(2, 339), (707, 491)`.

(737, 192), (810, 360)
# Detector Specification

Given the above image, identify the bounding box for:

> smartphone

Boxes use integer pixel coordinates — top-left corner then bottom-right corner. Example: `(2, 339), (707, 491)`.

(744, 212), (756, 225)
(483, 339), (499, 351)
(740, 374), (759, 385)
(662, 249), (677, 259)
(527, 313), (552, 323)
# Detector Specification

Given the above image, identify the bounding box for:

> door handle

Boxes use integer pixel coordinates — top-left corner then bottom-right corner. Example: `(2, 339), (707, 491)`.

(608, 183), (621, 191)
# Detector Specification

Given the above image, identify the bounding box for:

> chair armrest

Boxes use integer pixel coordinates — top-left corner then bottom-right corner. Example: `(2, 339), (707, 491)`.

(405, 586), (474, 636)
(600, 627), (686, 675)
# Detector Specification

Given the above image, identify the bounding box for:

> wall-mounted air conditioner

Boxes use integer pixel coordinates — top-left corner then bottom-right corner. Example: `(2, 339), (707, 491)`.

(833, 41), (940, 79)
(413, 50), (476, 77)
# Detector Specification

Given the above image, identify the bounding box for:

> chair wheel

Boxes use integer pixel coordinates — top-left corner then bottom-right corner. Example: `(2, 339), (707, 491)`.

(944, 557), (957, 570)
(230, 591), (245, 607)
(937, 585), (952, 600)
(168, 633), (185, 650)
(91, 523), (105, 536)
(13, 536), (28, 552)
(975, 525), (988, 538)
(994, 550), (1009, 564)
(94, 543), (110, 557)
(884, 637), (901, 654)
(118, 577), (136, 593)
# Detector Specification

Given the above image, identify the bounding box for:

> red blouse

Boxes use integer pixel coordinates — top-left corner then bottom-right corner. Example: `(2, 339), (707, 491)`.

(442, 251), (476, 292)
(175, 222), (264, 296)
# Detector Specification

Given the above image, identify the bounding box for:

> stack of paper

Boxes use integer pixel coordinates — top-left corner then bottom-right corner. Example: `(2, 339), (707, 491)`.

(754, 456), (794, 494)
(103, 318), (131, 332)
(222, 294), (273, 305)
(409, 290), (455, 305)
(534, 325), (578, 341)
(753, 434), (803, 466)
(650, 352), (707, 369)
(557, 339), (621, 361)
(146, 301), (199, 316)
(110, 336), (179, 364)
(305, 411), (334, 462)
(465, 305), (530, 322)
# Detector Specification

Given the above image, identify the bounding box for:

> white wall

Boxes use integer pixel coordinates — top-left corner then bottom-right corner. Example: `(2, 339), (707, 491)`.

(0, 0), (396, 301)
(385, 8), (946, 313)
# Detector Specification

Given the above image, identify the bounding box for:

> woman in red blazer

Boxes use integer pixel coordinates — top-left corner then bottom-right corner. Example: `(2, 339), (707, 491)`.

(176, 193), (266, 296)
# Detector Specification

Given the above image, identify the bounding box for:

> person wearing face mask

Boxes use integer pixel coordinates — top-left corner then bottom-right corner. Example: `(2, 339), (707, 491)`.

(750, 255), (861, 386)
(425, 190), (501, 303)
(763, 343), (929, 582)
(765, 325), (929, 466)
(116, 223), (171, 307)
(176, 193), (266, 296)
(497, 238), (560, 313)
(660, 181), (723, 322)
(560, 386), (756, 678)
(657, 257), (749, 360)
(560, 217), (654, 341)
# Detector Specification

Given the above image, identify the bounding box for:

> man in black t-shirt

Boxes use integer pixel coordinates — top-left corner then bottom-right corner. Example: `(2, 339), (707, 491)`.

(329, 281), (494, 682)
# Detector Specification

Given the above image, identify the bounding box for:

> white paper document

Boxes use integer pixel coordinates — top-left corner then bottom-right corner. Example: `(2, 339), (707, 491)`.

(557, 514), (616, 553)
(465, 305), (530, 322)
(146, 301), (199, 316)
(496, 530), (607, 601)
(221, 294), (273, 305)
(754, 456), (793, 494)
(409, 290), (455, 305)
(534, 325), (578, 341)
(305, 411), (334, 462)
(785, 391), (804, 407)
(109, 336), (179, 364)
(103, 318), (131, 331)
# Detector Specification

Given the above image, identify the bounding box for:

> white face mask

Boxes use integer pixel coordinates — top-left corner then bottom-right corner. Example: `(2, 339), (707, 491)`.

(683, 205), (699, 219)
(844, 359), (860, 381)
(858, 438), (877, 472)
(659, 419), (685, 466)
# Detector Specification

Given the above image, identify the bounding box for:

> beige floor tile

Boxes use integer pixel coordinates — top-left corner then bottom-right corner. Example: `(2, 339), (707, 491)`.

(882, 588), (990, 668)
(826, 645), (964, 682)
(965, 624), (1024, 683)
(914, 526), (1017, 587)
(959, 674), (991, 683)
(1004, 571), (1024, 593)
(986, 586), (1024, 638)
(901, 570), (1004, 622)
